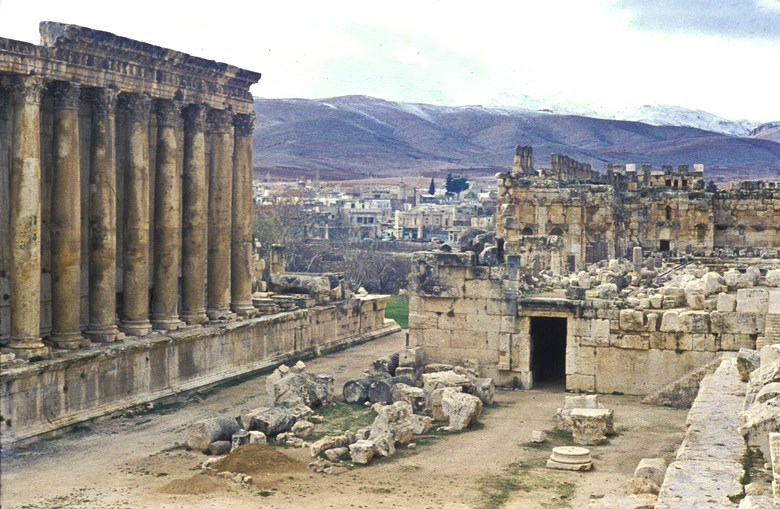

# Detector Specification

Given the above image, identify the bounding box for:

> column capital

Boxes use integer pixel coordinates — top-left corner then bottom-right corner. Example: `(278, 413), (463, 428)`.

(87, 86), (120, 116)
(8, 74), (46, 105)
(50, 81), (81, 110)
(207, 108), (233, 134)
(183, 104), (208, 132)
(155, 98), (182, 128)
(233, 112), (255, 137)
(121, 92), (152, 124)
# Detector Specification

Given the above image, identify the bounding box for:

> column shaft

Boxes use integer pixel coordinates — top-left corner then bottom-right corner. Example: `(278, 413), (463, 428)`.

(86, 87), (120, 342)
(8, 75), (48, 358)
(151, 99), (183, 330)
(49, 81), (85, 349)
(120, 93), (153, 336)
(207, 109), (234, 320)
(230, 113), (255, 317)
(181, 105), (208, 324)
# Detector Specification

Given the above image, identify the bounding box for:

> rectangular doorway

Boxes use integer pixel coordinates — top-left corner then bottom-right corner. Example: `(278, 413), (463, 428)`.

(530, 317), (567, 386)
(659, 240), (670, 252)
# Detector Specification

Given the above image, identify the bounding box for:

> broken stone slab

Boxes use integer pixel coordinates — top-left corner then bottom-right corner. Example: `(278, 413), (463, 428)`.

(770, 432), (780, 499)
(430, 386), (461, 421)
(370, 353), (400, 377)
(248, 431), (266, 444)
(309, 435), (348, 457)
(207, 440), (232, 456)
(370, 432), (397, 458)
(766, 269), (780, 288)
(390, 384), (427, 414)
(440, 389), (482, 431)
(370, 401), (414, 445)
(755, 382), (780, 404)
(275, 432), (306, 448)
(186, 416), (241, 451)
(571, 408), (614, 445)
(421, 370), (471, 393)
(737, 495), (778, 509)
(737, 288), (770, 314)
(268, 273), (332, 296)
(349, 440), (375, 464)
(633, 457), (667, 487)
(546, 446), (593, 471)
(422, 363), (455, 373)
(555, 394), (603, 432)
(627, 476), (660, 495)
(291, 420), (315, 438)
(323, 447), (348, 462)
(717, 292), (737, 312)
(760, 344), (780, 367)
(465, 377), (495, 405)
(741, 402), (780, 460)
(411, 414), (433, 435)
(737, 348), (762, 382)
(268, 370), (334, 408)
(530, 430), (547, 443)
(745, 360), (780, 408)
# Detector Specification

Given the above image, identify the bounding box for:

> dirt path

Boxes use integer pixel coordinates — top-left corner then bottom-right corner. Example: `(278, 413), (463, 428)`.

(0, 331), (687, 508)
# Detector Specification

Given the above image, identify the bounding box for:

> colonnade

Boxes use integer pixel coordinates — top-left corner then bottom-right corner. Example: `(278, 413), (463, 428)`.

(3, 74), (256, 358)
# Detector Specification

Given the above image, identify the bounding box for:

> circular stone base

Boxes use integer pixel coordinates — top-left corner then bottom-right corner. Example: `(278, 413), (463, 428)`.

(547, 446), (593, 471)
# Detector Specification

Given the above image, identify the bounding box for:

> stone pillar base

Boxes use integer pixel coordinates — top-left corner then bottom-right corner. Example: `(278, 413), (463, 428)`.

(208, 308), (236, 322)
(85, 325), (120, 343)
(9, 340), (51, 359)
(151, 317), (185, 331)
(48, 332), (87, 350)
(180, 311), (208, 326)
(121, 320), (153, 337)
(231, 301), (257, 318)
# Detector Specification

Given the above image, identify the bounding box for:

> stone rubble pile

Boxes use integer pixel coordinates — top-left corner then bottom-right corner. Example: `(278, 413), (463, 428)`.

(738, 346), (780, 462)
(185, 361), (331, 454)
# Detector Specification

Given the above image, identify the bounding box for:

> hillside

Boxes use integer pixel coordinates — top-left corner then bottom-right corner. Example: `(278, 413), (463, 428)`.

(252, 95), (780, 182)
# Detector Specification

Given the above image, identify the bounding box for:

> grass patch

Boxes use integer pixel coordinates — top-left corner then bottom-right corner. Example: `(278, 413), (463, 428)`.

(478, 462), (575, 509)
(545, 428), (573, 444)
(305, 402), (376, 442)
(741, 447), (754, 486)
(385, 295), (409, 329)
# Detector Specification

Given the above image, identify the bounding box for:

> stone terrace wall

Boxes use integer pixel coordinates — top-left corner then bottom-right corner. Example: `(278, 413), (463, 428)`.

(0, 296), (396, 444)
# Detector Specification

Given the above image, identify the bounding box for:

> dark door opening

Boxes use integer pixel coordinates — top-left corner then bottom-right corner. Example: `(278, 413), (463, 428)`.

(530, 317), (567, 385)
(659, 240), (670, 252)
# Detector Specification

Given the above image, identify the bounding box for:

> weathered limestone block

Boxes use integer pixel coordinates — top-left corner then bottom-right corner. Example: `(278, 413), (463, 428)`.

(440, 389), (483, 431)
(291, 420), (315, 438)
(421, 370), (470, 392)
(627, 476), (661, 495)
(633, 457), (667, 487)
(766, 269), (780, 288)
(745, 360), (780, 408)
(248, 431), (267, 444)
(555, 394), (603, 432)
(737, 348), (762, 382)
(390, 384), (427, 414)
(430, 386), (460, 421)
(710, 311), (763, 335)
(268, 273), (331, 296)
(369, 375), (415, 405)
(760, 344), (780, 367)
(597, 283), (619, 299)
(348, 440), (375, 464)
(571, 408), (614, 445)
(587, 494), (657, 509)
(717, 293), (737, 312)
(770, 432), (780, 498)
(411, 414), (433, 435)
(649, 294), (664, 309)
(231, 429), (251, 451)
(660, 311), (680, 332)
(725, 269), (754, 289)
(737, 288), (770, 314)
(267, 366), (334, 407)
(399, 347), (423, 369)
(309, 435), (348, 457)
(467, 377), (495, 405)
(371, 353), (400, 376)
(755, 382), (780, 404)
(687, 293), (705, 310)
(702, 272), (726, 296)
(741, 402), (780, 460)
(619, 309), (645, 331)
(737, 495), (777, 509)
(370, 401), (414, 445)
(678, 311), (710, 333)
(323, 447), (348, 462)
(186, 416), (240, 451)
(207, 440), (231, 456)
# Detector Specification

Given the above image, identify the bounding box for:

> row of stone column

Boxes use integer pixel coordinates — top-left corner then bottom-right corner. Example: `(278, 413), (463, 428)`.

(5, 74), (256, 358)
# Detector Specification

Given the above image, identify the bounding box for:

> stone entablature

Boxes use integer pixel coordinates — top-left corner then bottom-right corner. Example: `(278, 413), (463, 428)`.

(1, 22), (259, 114)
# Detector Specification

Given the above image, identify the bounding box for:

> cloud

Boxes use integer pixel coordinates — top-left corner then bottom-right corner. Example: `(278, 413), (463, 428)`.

(617, 0), (780, 40)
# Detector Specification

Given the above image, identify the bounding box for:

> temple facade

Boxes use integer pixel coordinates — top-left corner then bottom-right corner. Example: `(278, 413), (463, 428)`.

(0, 22), (261, 358)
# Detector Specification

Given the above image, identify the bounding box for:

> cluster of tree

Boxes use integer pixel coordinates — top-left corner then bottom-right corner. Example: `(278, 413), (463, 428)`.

(445, 173), (469, 195)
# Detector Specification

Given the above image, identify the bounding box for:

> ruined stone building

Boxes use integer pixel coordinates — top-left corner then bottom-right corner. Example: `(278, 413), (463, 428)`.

(498, 145), (780, 273)
(410, 145), (780, 395)
(0, 23), (394, 444)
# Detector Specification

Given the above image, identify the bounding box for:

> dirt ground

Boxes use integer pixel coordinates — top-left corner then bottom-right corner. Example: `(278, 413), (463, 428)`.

(0, 331), (688, 509)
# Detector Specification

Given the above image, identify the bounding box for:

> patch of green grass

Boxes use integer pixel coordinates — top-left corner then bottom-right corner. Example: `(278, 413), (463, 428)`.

(306, 402), (376, 442)
(385, 295), (409, 329)
(478, 462), (575, 509)
(545, 428), (573, 444)
(741, 447), (754, 486)
(258, 490), (275, 497)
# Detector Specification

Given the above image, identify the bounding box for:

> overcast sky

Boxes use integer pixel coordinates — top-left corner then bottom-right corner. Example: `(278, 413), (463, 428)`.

(1, 0), (779, 121)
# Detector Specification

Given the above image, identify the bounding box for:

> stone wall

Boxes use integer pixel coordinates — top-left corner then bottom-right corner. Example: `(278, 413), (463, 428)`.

(0, 295), (396, 444)
(409, 251), (772, 394)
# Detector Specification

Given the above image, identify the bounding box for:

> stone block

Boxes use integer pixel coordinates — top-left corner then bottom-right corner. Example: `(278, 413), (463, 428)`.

(717, 293), (737, 312)
(645, 313), (659, 332)
(571, 408), (613, 445)
(633, 457), (667, 487)
(770, 432), (780, 498)
(710, 311), (763, 335)
(613, 334), (649, 350)
(620, 309), (646, 332)
(649, 294), (664, 309)
(660, 311), (679, 332)
(678, 311), (710, 333)
(566, 374), (595, 392)
(737, 288), (770, 314)
(555, 394), (602, 431)
(760, 344), (780, 366)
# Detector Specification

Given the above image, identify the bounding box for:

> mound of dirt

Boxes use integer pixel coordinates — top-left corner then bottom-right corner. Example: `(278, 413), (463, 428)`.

(159, 474), (224, 495)
(211, 443), (307, 477)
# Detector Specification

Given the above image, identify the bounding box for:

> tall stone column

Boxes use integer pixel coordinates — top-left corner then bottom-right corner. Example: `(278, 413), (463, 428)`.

(231, 113), (256, 317)
(120, 93), (153, 336)
(49, 81), (85, 349)
(8, 75), (48, 358)
(86, 86), (120, 342)
(207, 108), (234, 320)
(180, 104), (208, 325)
(151, 99), (183, 330)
